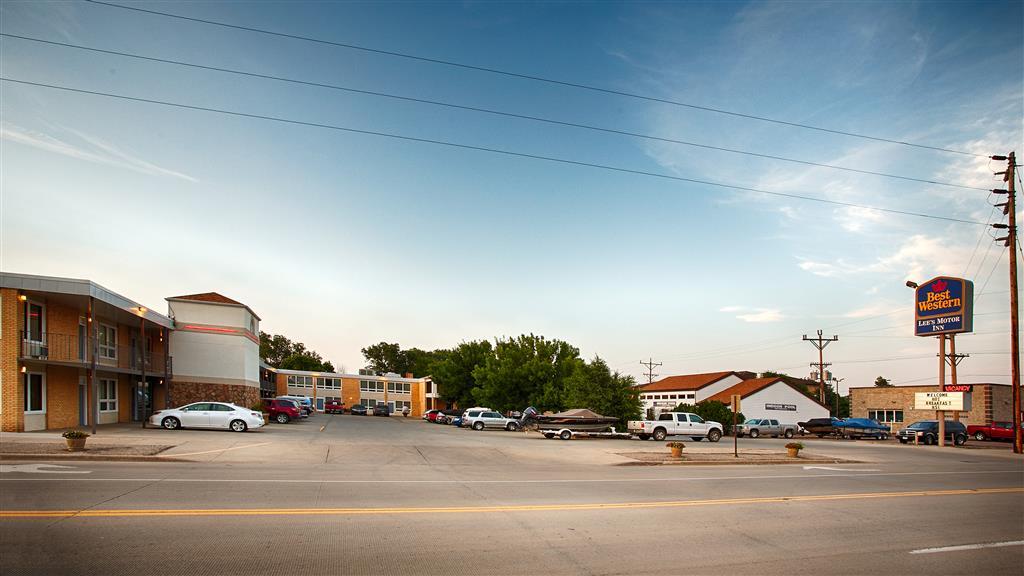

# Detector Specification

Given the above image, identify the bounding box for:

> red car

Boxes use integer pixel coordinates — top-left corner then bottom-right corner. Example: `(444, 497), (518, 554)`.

(967, 421), (1015, 441)
(423, 409), (444, 422)
(324, 400), (345, 414)
(265, 399), (302, 424)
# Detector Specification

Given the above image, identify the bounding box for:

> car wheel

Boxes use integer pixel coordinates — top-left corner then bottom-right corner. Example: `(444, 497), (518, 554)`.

(544, 433), (555, 439)
(653, 428), (667, 441)
(637, 434), (649, 441)
(925, 434), (936, 445)
(472, 421), (484, 431)
(954, 434), (967, 446)
(161, 416), (180, 430)
(749, 429), (760, 439)
(559, 430), (572, 441)
(506, 422), (520, 432)
(276, 413), (290, 424)
(974, 431), (986, 441)
(708, 429), (722, 443)
(899, 439), (907, 444)
(230, 420), (247, 433)
(784, 429), (794, 439)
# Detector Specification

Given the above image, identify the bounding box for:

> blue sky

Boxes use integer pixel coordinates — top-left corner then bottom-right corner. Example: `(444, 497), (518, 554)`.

(1, 1), (1021, 392)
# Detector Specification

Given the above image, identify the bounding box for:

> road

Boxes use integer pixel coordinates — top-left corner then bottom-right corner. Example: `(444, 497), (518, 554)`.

(1, 415), (1022, 575)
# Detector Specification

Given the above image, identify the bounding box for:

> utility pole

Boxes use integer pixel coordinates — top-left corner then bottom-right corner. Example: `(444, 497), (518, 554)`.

(992, 151), (1020, 454)
(640, 358), (662, 385)
(804, 330), (838, 407)
(942, 338), (968, 422)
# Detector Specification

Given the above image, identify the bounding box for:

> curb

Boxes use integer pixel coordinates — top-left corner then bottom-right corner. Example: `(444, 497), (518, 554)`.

(614, 457), (854, 467)
(0, 453), (186, 462)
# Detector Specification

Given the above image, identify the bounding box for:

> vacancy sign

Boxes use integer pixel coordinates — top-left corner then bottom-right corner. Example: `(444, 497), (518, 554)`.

(914, 392), (972, 411)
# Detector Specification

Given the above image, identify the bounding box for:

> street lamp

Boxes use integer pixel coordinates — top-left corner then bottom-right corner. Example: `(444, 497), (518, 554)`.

(830, 376), (845, 417)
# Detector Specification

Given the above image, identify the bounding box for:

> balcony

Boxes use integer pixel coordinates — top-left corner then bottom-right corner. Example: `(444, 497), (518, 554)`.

(19, 331), (171, 376)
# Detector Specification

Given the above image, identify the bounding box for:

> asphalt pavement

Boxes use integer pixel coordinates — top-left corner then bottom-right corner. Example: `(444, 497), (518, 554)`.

(1, 414), (1021, 575)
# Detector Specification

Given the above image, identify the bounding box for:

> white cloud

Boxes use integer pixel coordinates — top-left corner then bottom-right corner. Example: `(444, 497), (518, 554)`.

(797, 234), (975, 281)
(1, 123), (197, 183)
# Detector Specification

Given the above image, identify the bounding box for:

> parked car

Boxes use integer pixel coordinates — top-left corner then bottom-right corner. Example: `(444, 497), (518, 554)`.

(450, 417), (463, 427)
(264, 398), (302, 424)
(350, 404), (368, 416)
(372, 404), (390, 416)
(967, 421), (1015, 441)
(277, 395), (314, 416)
(460, 408), (491, 426)
(896, 420), (968, 445)
(627, 412), (723, 442)
(150, 402), (264, 432)
(735, 418), (798, 439)
(435, 410), (460, 424)
(798, 417), (842, 437)
(423, 409), (444, 422)
(465, 410), (521, 431)
(834, 418), (890, 440)
(323, 400), (345, 414)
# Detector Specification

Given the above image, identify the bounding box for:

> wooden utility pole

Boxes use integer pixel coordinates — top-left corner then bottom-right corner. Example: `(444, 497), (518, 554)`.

(943, 335), (968, 422)
(993, 152), (1020, 454)
(640, 358), (662, 385)
(804, 330), (838, 406)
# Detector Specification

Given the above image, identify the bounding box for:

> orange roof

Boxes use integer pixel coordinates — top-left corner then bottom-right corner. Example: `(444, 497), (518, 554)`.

(167, 292), (244, 306)
(638, 371), (738, 392)
(704, 377), (784, 403)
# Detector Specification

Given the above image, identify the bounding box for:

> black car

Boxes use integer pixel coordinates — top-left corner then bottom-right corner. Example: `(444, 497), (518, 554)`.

(372, 404), (390, 416)
(897, 420), (968, 445)
(350, 404), (368, 416)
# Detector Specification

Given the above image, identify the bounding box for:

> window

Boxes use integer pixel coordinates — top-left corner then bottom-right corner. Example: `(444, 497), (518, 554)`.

(387, 382), (411, 394)
(24, 373), (45, 413)
(99, 324), (117, 359)
(360, 380), (385, 393)
(25, 301), (45, 341)
(689, 415), (705, 423)
(365, 399), (377, 407)
(99, 379), (117, 412)
(868, 410), (904, 423)
(393, 400), (411, 410)
(209, 403), (233, 412)
(318, 378), (340, 390)
(658, 413), (673, 421)
(185, 403), (212, 411)
(677, 414), (688, 422)
(287, 375), (313, 388)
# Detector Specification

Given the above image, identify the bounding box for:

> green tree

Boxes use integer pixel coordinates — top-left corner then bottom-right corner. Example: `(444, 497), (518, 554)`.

(361, 342), (408, 375)
(280, 353), (334, 372)
(672, 400), (744, 435)
(874, 376), (893, 387)
(431, 340), (493, 408)
(562, 356), (642, 428)
(260, 332), (334, 372)
(471, 334), (581, 412)
(405, 347), (443, 378)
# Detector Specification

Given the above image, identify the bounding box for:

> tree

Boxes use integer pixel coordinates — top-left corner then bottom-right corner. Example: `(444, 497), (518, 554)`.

(431, 340), (493, 408)
(874, 376), (893, 387)
(471, 334), (581, 412)
(405, 347), (444, 378)
(672, 400), (744, 435)
(361, 342), (407, 374)
(562, 356), (642, 428)
(260, 332), (334, 372)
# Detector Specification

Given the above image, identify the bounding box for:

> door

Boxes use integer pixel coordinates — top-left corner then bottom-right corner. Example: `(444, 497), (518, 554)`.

(688, 414), (708, 435)
(179, 403), (211, 428)
(207, 403), (234, 429)
(316, 398), (325, 412)
(78, 377), (88, 426)
(676, 413), (691, 435)
(483, 411), (503, 428)
(132, 381), (152, 422)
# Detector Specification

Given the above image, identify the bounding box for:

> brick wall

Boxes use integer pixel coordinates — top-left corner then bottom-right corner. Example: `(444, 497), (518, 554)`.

(342, 377), (361, 407)
(169, 381), (260, 409)
(411, 381), (424, 417)
(851, 385), (1004, 427)
(0, 289), (23, 432)
(45, 365), (80, 429)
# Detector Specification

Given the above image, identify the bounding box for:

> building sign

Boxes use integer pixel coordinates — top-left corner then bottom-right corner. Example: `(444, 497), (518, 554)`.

(914, 277), (973, 336)
(765, 403), (796, 411)
(943, 384), (973, 393)
(914, 392), (972, 411)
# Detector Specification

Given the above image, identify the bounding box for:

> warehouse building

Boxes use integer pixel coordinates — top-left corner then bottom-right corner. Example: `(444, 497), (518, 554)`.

(849, 383), (1019, 429)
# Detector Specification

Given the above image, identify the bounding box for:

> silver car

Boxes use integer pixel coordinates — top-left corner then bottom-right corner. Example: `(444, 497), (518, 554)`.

(465, 410), (520, 431)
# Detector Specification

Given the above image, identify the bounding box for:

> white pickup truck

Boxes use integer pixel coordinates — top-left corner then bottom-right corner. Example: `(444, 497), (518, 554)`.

(627, 412), (724, 442)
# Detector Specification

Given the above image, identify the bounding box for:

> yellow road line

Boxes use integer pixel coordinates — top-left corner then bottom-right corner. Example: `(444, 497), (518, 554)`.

(2, 487), (1020, 518)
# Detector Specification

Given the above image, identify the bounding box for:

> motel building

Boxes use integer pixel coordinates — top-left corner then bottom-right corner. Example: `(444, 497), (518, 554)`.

(637, 371), (830, 424)
(849, 383), (1021, 430)
(1, 272), (441, 432)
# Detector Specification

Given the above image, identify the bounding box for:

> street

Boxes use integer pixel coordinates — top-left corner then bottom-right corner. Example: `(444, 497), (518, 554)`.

(1, 416), (1022, 575)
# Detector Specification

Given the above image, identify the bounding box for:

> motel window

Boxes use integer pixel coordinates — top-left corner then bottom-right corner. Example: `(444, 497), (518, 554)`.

(365, 398), (377, 407)
(25, 301), (45, 341)
(319, 378), (340, 390)
(393, 400), (411, 410)
(360, 380), (385, 393)
(387, 382), (411, 394)
(99, 379), (118, 412)
(287, 375), (313, 388)
(24, 373), (45, 413)
(868, 410), (904, 423)
(98, 324), (117, 359)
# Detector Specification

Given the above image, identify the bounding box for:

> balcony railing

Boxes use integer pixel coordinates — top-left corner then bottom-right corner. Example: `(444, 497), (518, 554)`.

(19, 331), (171, 375)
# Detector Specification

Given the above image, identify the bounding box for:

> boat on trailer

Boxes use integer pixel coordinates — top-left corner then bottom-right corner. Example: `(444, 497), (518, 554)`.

(520, 407), (620, 432)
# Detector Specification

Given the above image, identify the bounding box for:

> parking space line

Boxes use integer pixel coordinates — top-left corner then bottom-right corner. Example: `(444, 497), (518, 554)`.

(909, 540), (1024, 554)
(2, 487), (1020, 518)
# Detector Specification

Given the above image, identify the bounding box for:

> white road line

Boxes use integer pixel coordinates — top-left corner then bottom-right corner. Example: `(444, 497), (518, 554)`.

(910, 540), (1024, 554)
(155, 442), (272, 458)
(0, 469), (1020, 484)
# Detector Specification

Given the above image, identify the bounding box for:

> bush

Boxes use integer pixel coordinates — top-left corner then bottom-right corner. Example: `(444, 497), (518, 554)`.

(785, 442), (804, 450)
(62, 430), (90, 439)
(665, 441), (686, 449)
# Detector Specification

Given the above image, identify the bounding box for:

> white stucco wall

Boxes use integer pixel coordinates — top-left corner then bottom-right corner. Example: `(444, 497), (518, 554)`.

(738, 384), (829, 423)
(169, 330), (258, 387)
(694, 374), (745, 402)
(169, 300), (249, 329)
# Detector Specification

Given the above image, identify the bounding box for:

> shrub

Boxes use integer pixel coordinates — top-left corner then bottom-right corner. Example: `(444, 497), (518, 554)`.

(785, 442), (804, 450)
(62, 430), (90, 439)
(665, 441), (686, 449)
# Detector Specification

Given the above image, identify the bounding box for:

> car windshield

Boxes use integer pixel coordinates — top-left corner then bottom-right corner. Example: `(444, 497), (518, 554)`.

(743, 419), (760, 424)
(908, 422), (933, 429)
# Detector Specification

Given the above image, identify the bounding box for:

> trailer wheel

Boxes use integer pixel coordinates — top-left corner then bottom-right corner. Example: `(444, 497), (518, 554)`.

(784, 429), (794, 439)
(559, 430), (572, 441)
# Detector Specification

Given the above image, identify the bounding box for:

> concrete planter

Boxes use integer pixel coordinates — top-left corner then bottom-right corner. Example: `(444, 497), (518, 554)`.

(65, 438), (87, 452)
(670, 447), (683, 458)
(786, 447), (800, 458)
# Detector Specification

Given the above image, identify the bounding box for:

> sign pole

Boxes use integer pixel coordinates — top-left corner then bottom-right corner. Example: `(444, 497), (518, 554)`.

(949, 334), (958, 422)
(938, 334), (946, 447)
(731, 394), (740, 458)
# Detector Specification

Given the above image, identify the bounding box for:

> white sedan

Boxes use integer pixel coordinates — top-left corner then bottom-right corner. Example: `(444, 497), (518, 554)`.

(149, 402), (264, 432)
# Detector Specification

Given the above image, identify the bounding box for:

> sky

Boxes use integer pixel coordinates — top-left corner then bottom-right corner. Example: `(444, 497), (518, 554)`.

(1, 1), (1021, 394)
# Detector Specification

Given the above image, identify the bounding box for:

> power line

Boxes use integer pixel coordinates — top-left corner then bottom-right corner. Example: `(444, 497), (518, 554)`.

(1, 33), (990, 192)
(82, 0), (989, 159)
(1, 77), (991, 227)
(976, 247), (1008, 300)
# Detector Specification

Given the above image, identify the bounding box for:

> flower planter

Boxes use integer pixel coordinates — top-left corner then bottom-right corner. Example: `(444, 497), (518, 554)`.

(65, 438), (87, 452)
(670, 447), (683, 458)
(786, 447), (800, 458)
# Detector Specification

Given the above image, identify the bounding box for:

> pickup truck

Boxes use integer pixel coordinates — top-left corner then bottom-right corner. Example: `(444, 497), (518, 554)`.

(967, 421), (1015, 441)
(735, 418), (797, 439)
(627, 412), (723, 442)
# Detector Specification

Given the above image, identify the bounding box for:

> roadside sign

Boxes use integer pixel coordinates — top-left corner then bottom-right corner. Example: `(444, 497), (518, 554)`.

(943, 384), (973, 393)
(731, 394), (741, 412)
(914, 392), (972, 411)
(914, 276), (974, 336)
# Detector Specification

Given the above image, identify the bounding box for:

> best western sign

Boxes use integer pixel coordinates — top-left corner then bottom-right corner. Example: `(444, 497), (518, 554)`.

(914, 392), (972, 411)
(914, 276), (974, 336)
